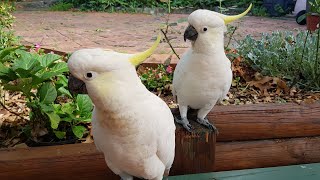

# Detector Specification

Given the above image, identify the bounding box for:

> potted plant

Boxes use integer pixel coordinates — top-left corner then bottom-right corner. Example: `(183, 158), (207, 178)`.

(307, 0), (320, 31)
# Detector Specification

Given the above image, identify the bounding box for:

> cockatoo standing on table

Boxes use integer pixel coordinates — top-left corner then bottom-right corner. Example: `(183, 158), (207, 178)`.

(67, 35), (176, 180)
(172, 4), (252, 132)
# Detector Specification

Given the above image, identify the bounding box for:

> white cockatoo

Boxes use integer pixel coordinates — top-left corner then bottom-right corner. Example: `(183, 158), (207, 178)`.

(67, 35), (176, 180)
(172, 4), (252, 132)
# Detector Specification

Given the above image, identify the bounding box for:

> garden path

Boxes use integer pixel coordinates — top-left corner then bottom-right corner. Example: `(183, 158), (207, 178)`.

(13, 11), (305, 63)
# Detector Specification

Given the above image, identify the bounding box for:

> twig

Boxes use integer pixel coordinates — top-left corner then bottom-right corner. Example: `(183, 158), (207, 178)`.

(315, 29), (320, 78)
(0, 99), (28, 121)
(291, 30), (310, 88)
(225, 26), (238, 49)
(160, 1), (180, 60)
(161, 29), (180, 60)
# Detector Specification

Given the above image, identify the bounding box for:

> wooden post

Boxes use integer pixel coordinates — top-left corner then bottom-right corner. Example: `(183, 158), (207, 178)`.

(171, 121), (216, 175)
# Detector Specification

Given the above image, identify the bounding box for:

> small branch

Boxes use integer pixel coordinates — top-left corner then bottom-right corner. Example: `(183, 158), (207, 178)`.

(315, 29), (320, 77)
(225, 25), (238, 49)
(161, 29), (180, 60)
(291, 30), (310, 88)
(0, 99), (28, 121)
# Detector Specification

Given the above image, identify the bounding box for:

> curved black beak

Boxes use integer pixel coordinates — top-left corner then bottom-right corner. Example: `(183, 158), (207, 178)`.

(68, 74), (88, 95)
(184, 25), (198, 42)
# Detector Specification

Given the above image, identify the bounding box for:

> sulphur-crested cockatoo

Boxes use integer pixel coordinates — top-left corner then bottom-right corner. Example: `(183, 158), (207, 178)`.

(172, 4), (252, 132)
(67, 35), (176, 180)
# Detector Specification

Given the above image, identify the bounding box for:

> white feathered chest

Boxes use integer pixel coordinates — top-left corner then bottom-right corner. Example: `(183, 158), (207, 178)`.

(173, 50), (232, 108)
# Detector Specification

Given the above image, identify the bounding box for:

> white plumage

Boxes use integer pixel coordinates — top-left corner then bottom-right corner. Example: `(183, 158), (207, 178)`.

(68, 47), (175, 180)
(173, 5), (251, 132)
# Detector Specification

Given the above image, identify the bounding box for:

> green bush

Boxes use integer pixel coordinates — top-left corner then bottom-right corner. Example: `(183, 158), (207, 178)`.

(237, 30), (320, 91)
(50, 2), (74, 11)
(0, 47), (93, 141)
(139, 64), (173, 95)
(57, 0), (265, 14)
(0, 2), (19, 49)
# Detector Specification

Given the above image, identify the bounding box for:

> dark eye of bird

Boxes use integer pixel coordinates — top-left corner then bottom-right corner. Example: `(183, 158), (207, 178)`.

(203, 27), (207, 32)
(86, 72), (93, 78)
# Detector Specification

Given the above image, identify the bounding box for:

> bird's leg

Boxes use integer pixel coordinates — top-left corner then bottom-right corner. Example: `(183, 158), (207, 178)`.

(175, 105), (192, 132)
(197, 104), (219, 134)
(119, 173), (133, 180)
(151, 175), (163, 180)
(162, 168), (170, 180)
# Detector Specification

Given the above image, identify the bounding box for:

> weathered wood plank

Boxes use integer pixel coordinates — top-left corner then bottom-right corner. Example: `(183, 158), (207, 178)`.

(0, 124), (215, 179)
(169, 163), (320, 180)
(214, 137), (320, 171)
(172, 102), (320, 142)
(0, 143), (112, 180)
(2, 136), (320, 179)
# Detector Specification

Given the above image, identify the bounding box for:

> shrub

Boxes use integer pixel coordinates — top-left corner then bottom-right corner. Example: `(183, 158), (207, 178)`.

(50, 2), (74, 11)
(0, 2), (19, 49)
(0, 47), (93, 142)
(57, 0), (267, 15)
(139, 63), (173, 95)
(237, 30), (320, 91)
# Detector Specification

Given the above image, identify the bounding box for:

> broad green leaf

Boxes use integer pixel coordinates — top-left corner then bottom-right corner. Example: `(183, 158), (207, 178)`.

(38, 82), (57, 104)
(40, 62), (69, 80)
(46, 112), (61, 129)
(75, 117), (92, 122)
(6, 78), (33, 96)
(0, 63), (18, 82)
(54, 130), (66, 139)
(0, 46), (21, 62)
(51, 62), (69, 73)
(39, 103), (54, 113)
(30, 74), (46, 86)
(39, 54), (61, 67)
(76, 94), (93, 116)
(12, 52), (37, 71)
(56, 75), (68, 87)
(61, 102), (74, 114)
(72, 125), (86, 139)
(14, 68), (32, 78)
(0, 63), (10, 75)
(58, 87), (72, 98)
(61, 117), (73, 123)
(53, 104), (62, 114)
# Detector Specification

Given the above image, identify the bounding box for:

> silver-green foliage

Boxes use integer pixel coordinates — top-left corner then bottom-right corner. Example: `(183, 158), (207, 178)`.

(237, 30), (320, 90)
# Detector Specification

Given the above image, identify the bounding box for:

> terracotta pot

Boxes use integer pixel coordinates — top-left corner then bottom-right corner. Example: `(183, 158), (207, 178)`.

(307, 14), (320, 31)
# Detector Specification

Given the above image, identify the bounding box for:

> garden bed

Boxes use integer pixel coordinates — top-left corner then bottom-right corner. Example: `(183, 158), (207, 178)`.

(1, 102), (320, 179)
(1, 52), (320, 177)
(1, 48), (320, 148)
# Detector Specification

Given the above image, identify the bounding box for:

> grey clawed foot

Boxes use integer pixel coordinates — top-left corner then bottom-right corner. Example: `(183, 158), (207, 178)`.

(175, 117), (192, 132)
(196, 117), (219, 134)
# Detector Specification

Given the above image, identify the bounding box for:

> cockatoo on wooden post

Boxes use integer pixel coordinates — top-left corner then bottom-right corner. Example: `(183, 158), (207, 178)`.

(172, 4), (252, 133)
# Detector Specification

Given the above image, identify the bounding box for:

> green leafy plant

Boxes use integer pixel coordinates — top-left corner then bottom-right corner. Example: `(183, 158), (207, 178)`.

(59, 0), (262, 13)
(237, 30), (320, 90)
(0, 47), (93, 141)
(310, 0), (320, 14)
(50, 2), (74, 11)
(0, 2), (19, 49)
(139, 62), (173, 95)
(274, 3), (285, 15)
(252, 6), (268, 16)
